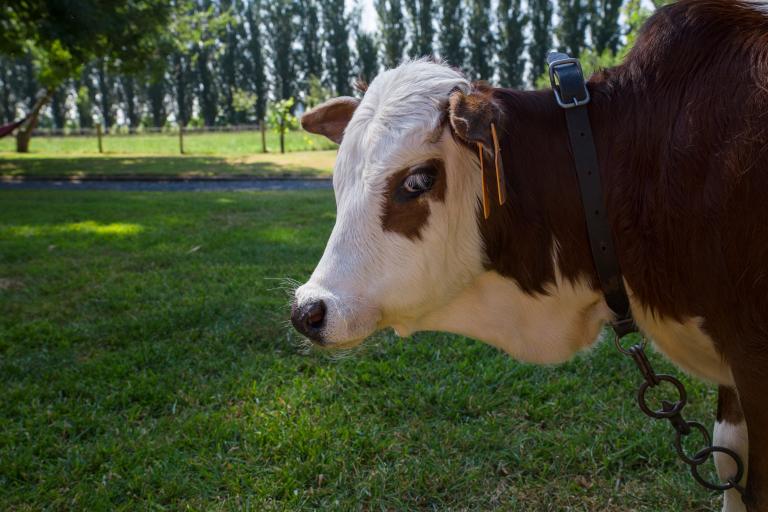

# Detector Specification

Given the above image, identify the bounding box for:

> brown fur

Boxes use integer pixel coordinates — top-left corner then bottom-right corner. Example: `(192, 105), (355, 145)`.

(469, 1), (768, 507)
(718, 386), (745, 425)
(381, 159), (446, 240)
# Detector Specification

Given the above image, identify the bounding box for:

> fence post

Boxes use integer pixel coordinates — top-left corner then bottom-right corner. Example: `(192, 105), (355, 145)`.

(179, 124), (185, 154)
(96, 124), (103, 153)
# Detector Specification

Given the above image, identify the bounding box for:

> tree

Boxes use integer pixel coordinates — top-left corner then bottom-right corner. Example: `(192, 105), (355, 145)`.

(147, 78), (167, 129)
(194, 0), (224, 126)
(323, 0), (353, 96)
(405, 0), (435, 57)
(557, 0), (589, 57)
(589, 0), (623, 55)
(498, 0), (526, 88)
(298, 0), (323, 86)
(220, 0), (239, 125)
(439, 0), (465, 68)
(120, 76), (140, 132)
(0, 57), (16, 123)
(266, 0), (297, 101)
(244, 0), (268, 152)
(467, 0), (495, 81)
(50, 85), (68, 130)
(0, 0), (171, 151)
(376, 0), (407, 69)
(268, 97), (297, 154)
(529, 0), (553, 86)
(74, 67), (95, 132)
(96, 58), (116, 132)
(356, 32), (380, 84)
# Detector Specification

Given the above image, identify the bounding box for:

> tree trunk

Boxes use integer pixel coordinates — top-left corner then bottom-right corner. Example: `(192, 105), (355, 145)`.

(261, 121), (267, 153)
(16, 90), (52, 153)
(97, 59), (114, 133)
(121, 76), (139, 134)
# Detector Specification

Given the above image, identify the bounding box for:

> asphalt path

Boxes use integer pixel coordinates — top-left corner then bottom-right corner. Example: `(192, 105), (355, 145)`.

(0, 179), (332, 192)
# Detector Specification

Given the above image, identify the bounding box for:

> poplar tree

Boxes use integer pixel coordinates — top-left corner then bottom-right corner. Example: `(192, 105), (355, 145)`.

(74, 65), (96, 131)
(557, 0), (589, 57)
(405, 0), (435, 57)
(467, 0), (494, 81)
(356, 32), (380, 83)
(244, 0), (267, 124)
(299, 0), (323, 84)
(266, 0), (297, 100)
(50, 85), (67, 129)
(529, 0), (553, 85)
(120, 75), (140, 132)
(96, 58), (116, 131)
(497, 0), (526, 88)
(376, 0), (407, 69)
(323, 0), (352, 95)
(147, 79), (166, 128)
(0, 57), (16, 123)
(439, 0), (464, 68)
(589, 0), (623, 54)
(220, 0), (239, 124)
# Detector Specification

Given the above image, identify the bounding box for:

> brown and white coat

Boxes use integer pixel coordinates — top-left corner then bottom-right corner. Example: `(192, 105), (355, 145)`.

(293, 1), (768, 509)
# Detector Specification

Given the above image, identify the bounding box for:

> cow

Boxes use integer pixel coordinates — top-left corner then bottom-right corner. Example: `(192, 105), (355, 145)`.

(291, 1), (768, 510)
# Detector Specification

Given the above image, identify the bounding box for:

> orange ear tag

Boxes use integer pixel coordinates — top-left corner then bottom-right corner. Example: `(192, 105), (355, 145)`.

(491, 123), (506, 206)
(477, 143), (491, 219)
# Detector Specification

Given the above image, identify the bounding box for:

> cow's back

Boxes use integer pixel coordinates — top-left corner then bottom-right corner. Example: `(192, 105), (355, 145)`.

(593, 0), (768, 332)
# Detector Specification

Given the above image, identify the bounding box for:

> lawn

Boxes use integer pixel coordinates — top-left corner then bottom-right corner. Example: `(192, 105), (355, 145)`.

(0, 151), (337, 180)
(1, 189), (723, 511)
(0, 131), (337, 180)
(0, 130), (337, 156)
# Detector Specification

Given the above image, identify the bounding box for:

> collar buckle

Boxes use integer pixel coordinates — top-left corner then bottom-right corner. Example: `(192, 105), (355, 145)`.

(548, 55), (591, 109)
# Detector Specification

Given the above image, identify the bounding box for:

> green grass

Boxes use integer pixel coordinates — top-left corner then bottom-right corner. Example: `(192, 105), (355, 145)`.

(0, 151), (336, 179)
(0, 130), (337, 156)
(0, 189), (723, 511)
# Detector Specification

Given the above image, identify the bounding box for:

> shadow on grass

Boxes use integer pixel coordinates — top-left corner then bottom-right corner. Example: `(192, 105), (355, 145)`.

(0, 153), (335, 180)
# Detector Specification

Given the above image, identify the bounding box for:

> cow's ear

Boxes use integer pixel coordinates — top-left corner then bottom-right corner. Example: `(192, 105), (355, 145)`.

(301, 96), (360, 144)
(448, 87), (507, 217)
(447, 88), (502, 148)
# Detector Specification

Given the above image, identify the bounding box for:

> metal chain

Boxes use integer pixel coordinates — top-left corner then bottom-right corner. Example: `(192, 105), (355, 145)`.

(614, 334), (746, 495)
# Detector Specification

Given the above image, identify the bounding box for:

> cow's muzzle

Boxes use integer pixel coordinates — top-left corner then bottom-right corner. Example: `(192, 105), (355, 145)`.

(291, 299), (327, 344)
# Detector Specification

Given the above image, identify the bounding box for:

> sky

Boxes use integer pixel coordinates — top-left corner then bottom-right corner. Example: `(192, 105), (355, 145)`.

(346, 0), (660, 35)
(347, 0), (378, 33)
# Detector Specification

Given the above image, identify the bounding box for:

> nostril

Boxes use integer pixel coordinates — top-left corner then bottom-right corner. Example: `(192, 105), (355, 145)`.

(304, 300), (326, 330)
(291, 299), (327, 343)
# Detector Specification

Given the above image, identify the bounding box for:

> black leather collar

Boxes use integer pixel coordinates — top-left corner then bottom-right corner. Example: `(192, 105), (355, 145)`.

(547, 52), (637, 337)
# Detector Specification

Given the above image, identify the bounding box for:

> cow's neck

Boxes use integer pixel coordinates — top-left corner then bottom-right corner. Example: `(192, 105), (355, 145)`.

(480, 88), (603, 295)
(409, 89), (618, 363)
(414, 270), (612, 364)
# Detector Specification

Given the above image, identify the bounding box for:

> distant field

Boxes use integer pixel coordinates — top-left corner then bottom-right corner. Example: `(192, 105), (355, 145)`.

(0, 150), (337, 179)
(0, 130), (336, 156)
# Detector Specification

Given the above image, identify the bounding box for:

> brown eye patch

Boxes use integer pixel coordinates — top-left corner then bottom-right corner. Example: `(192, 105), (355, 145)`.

(380, 159), (446, 240)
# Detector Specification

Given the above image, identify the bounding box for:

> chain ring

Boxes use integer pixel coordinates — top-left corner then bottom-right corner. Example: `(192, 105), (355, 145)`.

(673, 421), (712, 465)
(689, 446), (745, 491)
(637, 374), (687, 419)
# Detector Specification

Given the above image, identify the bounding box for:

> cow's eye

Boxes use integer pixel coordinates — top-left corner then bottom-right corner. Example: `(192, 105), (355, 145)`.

(401, 170), (435, 196)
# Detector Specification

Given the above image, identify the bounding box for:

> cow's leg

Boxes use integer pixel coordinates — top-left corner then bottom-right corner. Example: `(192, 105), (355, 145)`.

(714, 385), (749, 512)
(731, 359), (768, 512)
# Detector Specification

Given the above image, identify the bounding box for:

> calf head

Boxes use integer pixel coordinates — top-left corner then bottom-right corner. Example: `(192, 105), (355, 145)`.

(292, 61), (609, 362)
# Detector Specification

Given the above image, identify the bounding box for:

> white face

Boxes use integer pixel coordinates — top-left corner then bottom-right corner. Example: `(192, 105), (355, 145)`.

(293, 60), (611, 363)
(293, 61), (487, 347)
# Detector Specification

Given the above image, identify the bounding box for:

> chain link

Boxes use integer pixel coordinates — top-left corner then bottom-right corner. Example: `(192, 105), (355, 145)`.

(614, 333), (745, 494)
